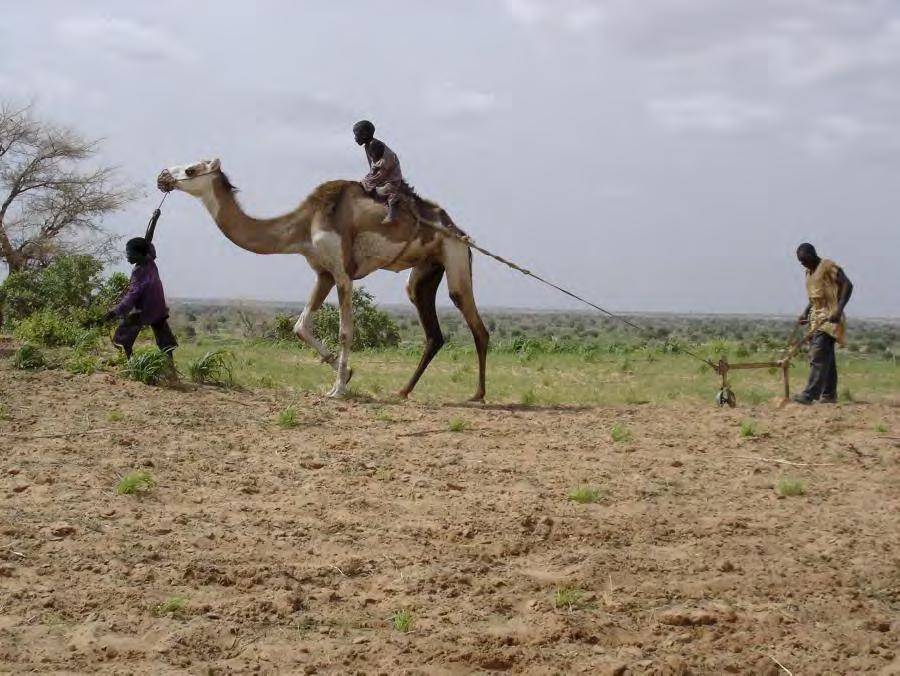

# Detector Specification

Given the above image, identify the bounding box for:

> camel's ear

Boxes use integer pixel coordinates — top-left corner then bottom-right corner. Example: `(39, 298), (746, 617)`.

(209, 158), (221, 171)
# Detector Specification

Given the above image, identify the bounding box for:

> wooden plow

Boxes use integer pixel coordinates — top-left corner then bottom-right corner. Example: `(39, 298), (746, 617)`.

(713, 322), (818, 407)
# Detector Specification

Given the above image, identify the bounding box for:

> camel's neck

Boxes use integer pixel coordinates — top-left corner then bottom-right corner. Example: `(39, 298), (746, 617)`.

(199, 179), (311, 255)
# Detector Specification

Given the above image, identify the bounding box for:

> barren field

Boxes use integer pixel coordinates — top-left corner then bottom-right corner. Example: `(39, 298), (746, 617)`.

(1, 365), (899, 675)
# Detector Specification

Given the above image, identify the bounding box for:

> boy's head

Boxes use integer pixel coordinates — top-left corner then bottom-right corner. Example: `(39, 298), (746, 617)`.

(353, 120), (375, 145)
(368, 139), (386, 161)
(126, 237), (154, 265)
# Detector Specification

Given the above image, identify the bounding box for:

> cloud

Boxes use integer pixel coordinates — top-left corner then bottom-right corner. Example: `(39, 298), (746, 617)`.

(55, 17), (194, 62)
(502, 0), (604, 35)
(648, 93), (780, 134)
(421, 82), (498, 119)
(803, 113), (900, 160)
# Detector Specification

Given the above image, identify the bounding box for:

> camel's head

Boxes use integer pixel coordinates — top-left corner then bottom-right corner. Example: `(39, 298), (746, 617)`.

(157, 158), (223, 197)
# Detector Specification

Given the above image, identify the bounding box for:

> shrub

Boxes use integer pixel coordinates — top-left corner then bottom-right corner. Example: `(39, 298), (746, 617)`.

(272, 314), (296, 342)
(0, 255), (128, 328)
(13, 310), (84, 347)
(313, 288), (400, 351)
(13, 343), (46, 370)
(116, 471), (155, 495)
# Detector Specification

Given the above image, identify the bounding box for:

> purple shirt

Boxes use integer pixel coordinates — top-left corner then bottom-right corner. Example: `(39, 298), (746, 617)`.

(115, 260), (168, 324)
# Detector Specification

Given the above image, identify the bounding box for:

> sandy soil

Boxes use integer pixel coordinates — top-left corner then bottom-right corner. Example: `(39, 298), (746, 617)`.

(1, 364), (898, 675)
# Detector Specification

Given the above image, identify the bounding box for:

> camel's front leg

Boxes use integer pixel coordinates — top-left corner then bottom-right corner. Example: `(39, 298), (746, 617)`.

(328, 278), (354, 398)
(294, 271), (337, 368)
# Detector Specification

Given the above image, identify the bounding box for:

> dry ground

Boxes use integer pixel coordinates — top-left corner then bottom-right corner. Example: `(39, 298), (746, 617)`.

(1, 365), (898, 675)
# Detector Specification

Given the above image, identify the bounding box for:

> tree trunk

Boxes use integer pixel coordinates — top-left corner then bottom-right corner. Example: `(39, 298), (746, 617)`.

(0, 213), (25, 272)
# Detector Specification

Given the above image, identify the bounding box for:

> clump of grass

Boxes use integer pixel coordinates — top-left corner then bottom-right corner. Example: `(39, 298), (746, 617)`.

(108, 410), (125, 422)
(116, 471), (155, 496)
(0, 403), (10, 420)
(840, 387), (854, 402)
(610, 423), (632, 443)
(554, 587), (585, 610)
(13, 343), (45, 370)
(278, 405), (299, 429)
(187, 349), (234, 387)
(875, 422), (888, 433)
(391, 609), (414, 633)
(155, 596), (189, 617)
(739, 420), (757, 438)
(256, 374), (276, 388)
(569, 487), (602, 504)
(624, 389), (649, 405)
(65, 353), (98, 375)
(520, 387), (538, 406)
(777, 479), (805, 497)
(374, 408), (395, 423)
(122, 349), (174, 385)
(448, 417), (469, 433)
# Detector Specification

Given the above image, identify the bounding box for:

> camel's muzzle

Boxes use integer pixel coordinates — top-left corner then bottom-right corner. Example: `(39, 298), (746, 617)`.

(157, 170), (177, 193)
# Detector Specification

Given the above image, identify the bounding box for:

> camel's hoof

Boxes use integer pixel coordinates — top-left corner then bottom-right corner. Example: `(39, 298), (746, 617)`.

(395, 390), (410, 400)
(467, 394), (485, 404)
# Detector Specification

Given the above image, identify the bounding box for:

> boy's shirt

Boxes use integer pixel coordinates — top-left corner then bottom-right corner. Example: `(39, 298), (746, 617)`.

(114, 260), (168, 324)
(363, 140), (403, 188)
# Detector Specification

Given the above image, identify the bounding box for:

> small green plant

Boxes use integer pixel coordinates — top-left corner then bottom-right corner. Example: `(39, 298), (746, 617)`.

(123, 349), (174, 385)
(840, 387), (854, 402)
(188, 349), (234, 387)
(108, 410), (125, 422)
(777, 479), (805, 497)
(520, 387), (538, 406)
(278, 405), (299, 429)
(610, 423), (631, 443)
(12, 343), (46, 370)
(0, 403), (10, 420)
(875, 422), (888, 434)
(116, 471), (155, 496)
(391, 609), (414, 633)
(569, 487), (602, 504)
(65, 353), (98, 375)
(448, 417), (469, 432)
(374, 408), (395, 423)
(155, 596), (189, 617)
(554, 587), (584, 610)
(739, 420), (757, 438)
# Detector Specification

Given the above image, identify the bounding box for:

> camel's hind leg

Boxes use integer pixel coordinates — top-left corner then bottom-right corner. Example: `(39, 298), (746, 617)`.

(445, 250), (489, 402)
(293, 272), (337, 368)
(398, 262), (446, 399)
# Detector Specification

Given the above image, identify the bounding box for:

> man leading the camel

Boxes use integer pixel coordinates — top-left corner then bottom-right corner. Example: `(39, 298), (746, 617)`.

(353, 120), (403, 224)
(793, 243), (853, 405)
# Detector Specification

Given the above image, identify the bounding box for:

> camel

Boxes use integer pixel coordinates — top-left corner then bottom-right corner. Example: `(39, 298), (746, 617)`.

(156, 159), (489, 400)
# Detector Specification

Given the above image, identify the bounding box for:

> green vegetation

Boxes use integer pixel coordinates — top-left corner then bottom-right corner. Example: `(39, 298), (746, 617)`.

(187, 349), (234, 387)
(554, 587), (585, 610)
(278, 405), (299, 429)
(12, 343), (45, 370)
(448, 417), (469, 432)
(108, 410), (125, 422)
(1, 255), (127, 332)
(610, 423), (632, 443)
(777, 479), (805, 497)
(875, 422), (888, 434)
(155, 596), (189, 618)
(65, 352), (99, 375)
(569, 487), (602, 504)
(391, 609), (414, 633)
(116, 471), (155, 495)
(122, 349), (174, 385)
(739, 420), (757, 438)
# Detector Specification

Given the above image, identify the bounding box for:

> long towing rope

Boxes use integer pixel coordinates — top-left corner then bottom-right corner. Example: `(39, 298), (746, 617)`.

(422, 219), (720, 369)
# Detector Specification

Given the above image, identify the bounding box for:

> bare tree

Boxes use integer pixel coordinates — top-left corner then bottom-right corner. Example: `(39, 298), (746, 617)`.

(0, 101), (134, 273)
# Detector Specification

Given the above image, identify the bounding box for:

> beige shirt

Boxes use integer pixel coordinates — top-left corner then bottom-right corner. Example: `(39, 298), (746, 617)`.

(806, 258), (847, 345)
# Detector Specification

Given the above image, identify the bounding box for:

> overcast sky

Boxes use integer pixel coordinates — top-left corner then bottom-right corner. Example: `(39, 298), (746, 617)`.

(3, 1), (898, 316)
